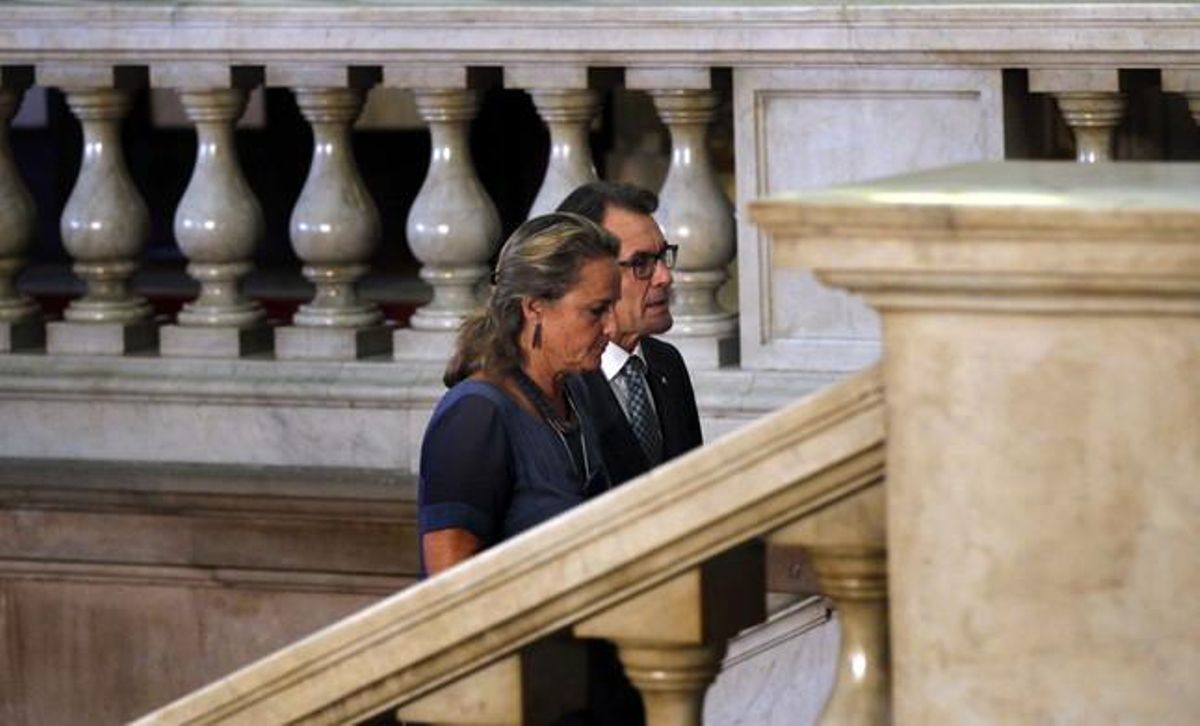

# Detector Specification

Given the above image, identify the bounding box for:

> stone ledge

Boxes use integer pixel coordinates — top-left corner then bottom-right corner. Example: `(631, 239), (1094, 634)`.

(1, 2), (1196, 66)
(0, 358), (846, 468)
(0, 458), (419, 576)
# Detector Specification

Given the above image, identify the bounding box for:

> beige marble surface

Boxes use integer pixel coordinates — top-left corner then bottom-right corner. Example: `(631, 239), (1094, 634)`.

(3, 4), (1198, 68)
(734, 67), (1003, 373)
(0, 352), (831, 470)
(754, 160), (1200, 725)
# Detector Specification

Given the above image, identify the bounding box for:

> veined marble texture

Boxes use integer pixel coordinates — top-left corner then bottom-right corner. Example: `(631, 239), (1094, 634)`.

(0, 353), (825, 470)
(754, 160), (1200, 725)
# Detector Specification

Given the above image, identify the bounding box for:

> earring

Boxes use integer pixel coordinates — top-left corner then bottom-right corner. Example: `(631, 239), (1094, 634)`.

(533, 320), (543, 349)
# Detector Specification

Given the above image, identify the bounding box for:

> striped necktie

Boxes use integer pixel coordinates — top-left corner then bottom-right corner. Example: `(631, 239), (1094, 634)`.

(619, 356), (663, 465)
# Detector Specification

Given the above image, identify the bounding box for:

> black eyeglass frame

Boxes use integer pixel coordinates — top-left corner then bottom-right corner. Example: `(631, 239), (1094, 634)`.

(617, 244), (679, 280)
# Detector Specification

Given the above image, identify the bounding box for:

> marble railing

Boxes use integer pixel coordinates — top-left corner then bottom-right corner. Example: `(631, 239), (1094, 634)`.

(0, 2), (1197, 383)
(135, 363), (887, 725)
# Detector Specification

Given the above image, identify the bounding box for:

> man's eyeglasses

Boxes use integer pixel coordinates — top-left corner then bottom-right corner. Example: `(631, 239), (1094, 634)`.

(617, 244), (678, 280)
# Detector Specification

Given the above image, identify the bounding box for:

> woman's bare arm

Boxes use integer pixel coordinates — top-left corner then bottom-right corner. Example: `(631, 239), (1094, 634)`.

(422, 528), (484, 575)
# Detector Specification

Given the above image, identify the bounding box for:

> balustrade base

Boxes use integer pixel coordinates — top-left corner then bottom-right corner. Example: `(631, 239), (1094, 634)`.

(393, 328), (457, 363)
(0, 319), (44, 352)
(274, 324), (393, 361)
(46, 320), (158, 356)
(160, 324), (273, 359)
(660, 332), (739, 369)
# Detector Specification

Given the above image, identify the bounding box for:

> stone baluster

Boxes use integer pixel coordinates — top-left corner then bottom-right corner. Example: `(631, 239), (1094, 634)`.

(769, 485), (889, 726)
(627, 68), (736, 368)
(267, 66), (390, 360)
(574, 544), (764, 726)
(0, 67), (42, 352)
(38, 65), (156, 355)
(1030, 69), (1124, 163)
(387, 66), (500, 361)
(1162, 69), (1200, 127)
(506, 65), (600, 218)
(153, 64), (270, 358)
(395, 636), (586, 725)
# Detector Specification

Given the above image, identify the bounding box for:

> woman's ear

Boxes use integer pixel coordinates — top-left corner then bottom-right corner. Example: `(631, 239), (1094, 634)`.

(520, 297), (543, 321)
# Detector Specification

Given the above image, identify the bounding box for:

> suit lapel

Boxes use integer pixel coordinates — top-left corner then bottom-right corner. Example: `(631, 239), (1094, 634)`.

(642, 340), (680, 458)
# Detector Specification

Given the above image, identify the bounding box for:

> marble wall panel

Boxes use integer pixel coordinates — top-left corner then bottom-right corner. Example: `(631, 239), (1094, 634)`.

(735, 68), (1004, 373)
(0, 462), (415, 726)
(0, 577), (384, 725)
(0, 399), (409, 470)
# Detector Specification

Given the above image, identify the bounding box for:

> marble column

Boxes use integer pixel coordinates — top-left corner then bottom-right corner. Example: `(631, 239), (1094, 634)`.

(0, 67), (42, 352)
(809, 547), (889, 726)
(755, 161), (1200, 724)
(504, 65), (602, 218)
(769, 485), (889, 726)
(1030, 69), (1125, 163)
(155, 65), (270, 358)
(39, 65), (155, 355)
(526, 89), (600, 217)
(629, 68), (736, 368)
(575, 545), (764, 726)
(268, 66), (390, 360)
(387, 66), (500, 362)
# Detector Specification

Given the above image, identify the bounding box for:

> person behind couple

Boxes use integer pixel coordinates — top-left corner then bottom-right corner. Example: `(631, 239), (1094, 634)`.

(418, 212), (620, 575)
(556, 182), (703, 486)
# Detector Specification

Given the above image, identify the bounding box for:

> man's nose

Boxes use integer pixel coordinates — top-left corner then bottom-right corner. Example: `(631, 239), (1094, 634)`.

(653, 256), (673, 286)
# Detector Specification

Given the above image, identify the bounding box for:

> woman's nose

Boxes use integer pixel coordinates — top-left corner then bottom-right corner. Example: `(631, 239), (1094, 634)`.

(601, 309), (617, 340)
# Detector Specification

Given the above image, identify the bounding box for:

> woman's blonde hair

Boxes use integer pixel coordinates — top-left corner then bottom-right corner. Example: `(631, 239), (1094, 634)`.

(443, 212), (619, 387)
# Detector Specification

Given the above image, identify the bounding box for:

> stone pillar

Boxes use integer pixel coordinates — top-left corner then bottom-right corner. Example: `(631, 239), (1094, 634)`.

(268, 66), (390, 360)
(39, 65), (155, 355)
(628, 68), (736, 368)
(754, 161), (1200, 724)
(1030, 69), (1125, 163)
(1162, 69), (1200, 127)
(770, 485), (889, 726)
(387, 66), (500, 362)
(507, 65), (600, 218)
(575, 545), (764, 726)
(0, 67), (42, 352)
(154, 64), (270, 358)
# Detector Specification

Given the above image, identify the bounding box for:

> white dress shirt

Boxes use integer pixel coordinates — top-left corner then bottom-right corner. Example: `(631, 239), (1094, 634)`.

(600, 341), (659, 421)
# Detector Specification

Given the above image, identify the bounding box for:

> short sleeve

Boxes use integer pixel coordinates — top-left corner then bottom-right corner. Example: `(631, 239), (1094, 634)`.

(418, 393), (513, 544)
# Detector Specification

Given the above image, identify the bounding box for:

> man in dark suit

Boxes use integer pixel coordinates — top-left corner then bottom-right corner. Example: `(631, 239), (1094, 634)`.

(556, 182), (704, 726)
(557, 181), (703, 484)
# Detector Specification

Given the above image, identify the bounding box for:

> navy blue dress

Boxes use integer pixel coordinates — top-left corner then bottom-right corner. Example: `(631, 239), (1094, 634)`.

(418, 376), (642, 726)
(418, 376), (611, 559)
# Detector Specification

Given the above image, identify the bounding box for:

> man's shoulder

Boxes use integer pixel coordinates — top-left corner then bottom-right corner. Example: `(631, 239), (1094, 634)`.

(642, 336), (688, 369)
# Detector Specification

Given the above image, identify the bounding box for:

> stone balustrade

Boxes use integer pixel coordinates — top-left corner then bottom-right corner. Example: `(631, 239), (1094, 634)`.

(0, 3), (1194, 381)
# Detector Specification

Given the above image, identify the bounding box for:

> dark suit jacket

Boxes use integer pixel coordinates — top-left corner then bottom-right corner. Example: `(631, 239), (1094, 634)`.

(580, 336), (703, 486)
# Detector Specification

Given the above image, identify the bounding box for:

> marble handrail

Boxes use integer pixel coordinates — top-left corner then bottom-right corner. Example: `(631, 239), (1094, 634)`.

(0, 3), (1194, 65)
(133, 363), (885, 725)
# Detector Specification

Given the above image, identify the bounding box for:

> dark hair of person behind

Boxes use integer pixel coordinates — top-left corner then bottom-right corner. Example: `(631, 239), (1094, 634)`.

(444, 212), (620, 387)
(555, 181), (658, 225)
